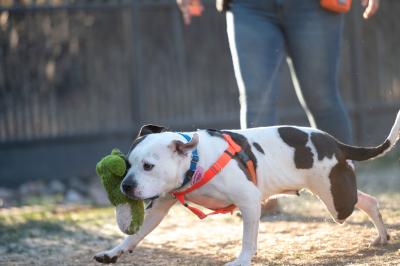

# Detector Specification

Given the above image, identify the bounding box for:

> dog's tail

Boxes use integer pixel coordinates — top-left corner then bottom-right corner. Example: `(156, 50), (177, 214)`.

(338, 110), (400, 161)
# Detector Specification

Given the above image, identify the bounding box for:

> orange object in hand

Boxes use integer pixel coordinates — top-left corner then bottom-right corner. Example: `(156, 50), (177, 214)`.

(189, 0), (204, 16)
(320, 0), (352, 13)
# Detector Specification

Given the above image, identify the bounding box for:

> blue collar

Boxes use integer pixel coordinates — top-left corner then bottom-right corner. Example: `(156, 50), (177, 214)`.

(177, 132), (199, 188)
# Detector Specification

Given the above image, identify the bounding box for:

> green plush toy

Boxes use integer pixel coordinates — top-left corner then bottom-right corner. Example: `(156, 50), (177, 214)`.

(96, 149), (144, 235)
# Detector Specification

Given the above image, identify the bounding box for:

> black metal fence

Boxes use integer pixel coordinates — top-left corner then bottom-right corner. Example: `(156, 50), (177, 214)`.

(0, 0), (399, 186)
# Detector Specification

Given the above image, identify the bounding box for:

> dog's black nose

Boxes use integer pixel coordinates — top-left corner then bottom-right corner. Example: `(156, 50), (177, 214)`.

(121, 179), (138, 194)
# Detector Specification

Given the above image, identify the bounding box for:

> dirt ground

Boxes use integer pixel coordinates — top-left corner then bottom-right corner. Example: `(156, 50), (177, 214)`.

(1, 159), (399, 266)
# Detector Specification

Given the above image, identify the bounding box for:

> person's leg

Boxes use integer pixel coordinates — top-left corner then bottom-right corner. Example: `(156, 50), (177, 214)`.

(282, 0), (353, 144)
(226, 0), (285, 129)
(226, 1), (285, 214)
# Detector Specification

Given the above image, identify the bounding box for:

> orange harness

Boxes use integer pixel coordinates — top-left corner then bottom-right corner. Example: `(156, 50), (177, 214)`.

(171, 133), (257, 219)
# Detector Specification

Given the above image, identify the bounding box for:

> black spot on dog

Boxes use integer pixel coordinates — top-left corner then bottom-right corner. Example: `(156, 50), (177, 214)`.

(309, 131), (357, 219)
(222, 131), (258, 169)
(253, 142), (265, 155)
(310, 132), (339, 161)
(278, 127), (313, 169)
(312, 130), (391, 162)
(206, 129), (257, 181)
(329, 161), (358, 220)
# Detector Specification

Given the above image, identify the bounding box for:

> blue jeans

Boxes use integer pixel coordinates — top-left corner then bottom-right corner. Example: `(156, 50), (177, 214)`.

(227, 0), (353, 143)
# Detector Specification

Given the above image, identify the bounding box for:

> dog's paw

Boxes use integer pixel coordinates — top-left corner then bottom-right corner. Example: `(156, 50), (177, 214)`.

(369, 233), (390, 247)
(93, 251), (121, 264)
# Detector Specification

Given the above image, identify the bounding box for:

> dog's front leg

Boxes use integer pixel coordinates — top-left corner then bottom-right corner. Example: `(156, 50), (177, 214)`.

(225, 184), (261, 266)
(94, 196), (176, 264)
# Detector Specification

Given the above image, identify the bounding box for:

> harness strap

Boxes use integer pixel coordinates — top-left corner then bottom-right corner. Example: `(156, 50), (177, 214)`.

(177, 133), (199, 188)
(171, 134), (257, 219)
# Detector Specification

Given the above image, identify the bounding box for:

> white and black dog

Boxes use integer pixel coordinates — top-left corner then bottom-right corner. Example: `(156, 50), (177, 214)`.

(94, 111), (400, 265)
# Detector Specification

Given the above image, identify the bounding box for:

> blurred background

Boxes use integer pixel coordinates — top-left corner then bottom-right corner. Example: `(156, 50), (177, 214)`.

(0, 0), (400, 203)
(0, 1), (399, 265)
(0, 0), (399, 207)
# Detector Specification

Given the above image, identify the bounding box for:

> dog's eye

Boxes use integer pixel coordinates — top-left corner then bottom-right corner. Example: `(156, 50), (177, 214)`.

(143, 162), (154, 171)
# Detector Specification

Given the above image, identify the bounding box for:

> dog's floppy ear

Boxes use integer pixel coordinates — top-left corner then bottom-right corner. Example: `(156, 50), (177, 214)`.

(170, 133), (199, 155)
(128, 125), (167, 154)
(138, 124), (167, 137)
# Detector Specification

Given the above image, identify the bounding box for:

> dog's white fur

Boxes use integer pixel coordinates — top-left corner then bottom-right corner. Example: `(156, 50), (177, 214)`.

(94, 111), (400, 266)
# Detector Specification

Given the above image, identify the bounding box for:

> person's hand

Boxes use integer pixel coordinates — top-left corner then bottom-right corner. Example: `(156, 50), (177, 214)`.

(177, 0), (203, 25)
(177, 0), (192, 25)
(361, 0), (379, 19)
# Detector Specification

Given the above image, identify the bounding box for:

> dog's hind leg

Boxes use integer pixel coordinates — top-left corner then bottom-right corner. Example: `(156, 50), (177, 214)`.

(308, 183), (346, 224)
(310, 183), (389, 246)
(94, 196), (176, 264)
(308, 159), (358, 224)
(355, 190), (389, 246)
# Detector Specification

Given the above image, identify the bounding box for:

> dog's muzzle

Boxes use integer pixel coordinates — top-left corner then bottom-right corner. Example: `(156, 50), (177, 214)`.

(121, 179), (139, 198)
(121, 178), (160, 201)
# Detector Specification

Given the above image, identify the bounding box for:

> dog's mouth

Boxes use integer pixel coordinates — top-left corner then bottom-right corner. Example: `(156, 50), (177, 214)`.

(124, 193), (142, 200)
(146, 195), (159, 200)
(124, 191), (159, 201)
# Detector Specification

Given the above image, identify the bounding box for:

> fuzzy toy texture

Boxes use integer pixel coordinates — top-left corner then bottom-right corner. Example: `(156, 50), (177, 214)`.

(96, 149), (144, 235)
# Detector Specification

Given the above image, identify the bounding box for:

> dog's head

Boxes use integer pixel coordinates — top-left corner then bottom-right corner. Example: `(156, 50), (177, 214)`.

(121, 125), (199, 200)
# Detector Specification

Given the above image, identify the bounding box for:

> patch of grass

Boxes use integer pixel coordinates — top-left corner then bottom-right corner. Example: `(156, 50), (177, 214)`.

(0, 219), (65, 247)
(18, 194), (64, 207)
